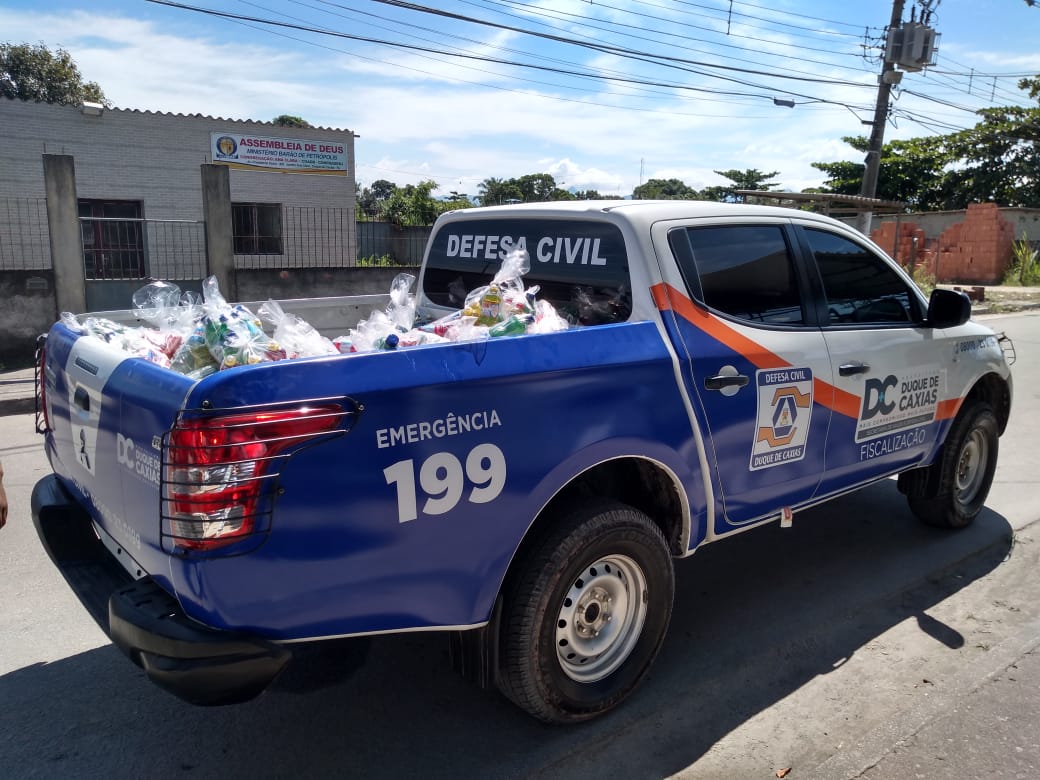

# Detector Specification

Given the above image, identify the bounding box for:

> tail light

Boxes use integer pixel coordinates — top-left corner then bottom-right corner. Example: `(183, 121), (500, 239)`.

(162, 402), (350, 553)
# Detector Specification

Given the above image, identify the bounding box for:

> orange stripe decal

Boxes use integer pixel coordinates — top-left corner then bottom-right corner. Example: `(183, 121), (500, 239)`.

(936, 397), (962, 421)
(651, 282), (963, 424)
(651, 283), (787, 370)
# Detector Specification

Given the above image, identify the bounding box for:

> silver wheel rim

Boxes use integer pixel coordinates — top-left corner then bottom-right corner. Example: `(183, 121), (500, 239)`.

(955, 427), (989, 505)
(555, 554), (648, 683)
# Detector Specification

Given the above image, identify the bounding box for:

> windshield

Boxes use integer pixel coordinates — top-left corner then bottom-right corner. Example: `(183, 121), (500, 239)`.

(422, 217), (633, 325)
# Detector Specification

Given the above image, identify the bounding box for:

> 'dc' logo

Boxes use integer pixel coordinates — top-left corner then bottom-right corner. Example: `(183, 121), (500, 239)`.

(861, 375), (898, 420)
(216, 136), (237, 156)
(117, 433), (136, 469)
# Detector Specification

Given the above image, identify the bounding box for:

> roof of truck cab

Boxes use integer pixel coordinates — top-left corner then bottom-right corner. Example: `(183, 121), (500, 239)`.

(437, 199), (850, 230)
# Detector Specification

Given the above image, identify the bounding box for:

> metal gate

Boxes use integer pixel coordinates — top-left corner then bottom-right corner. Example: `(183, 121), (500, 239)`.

(80, 215), (208, 312)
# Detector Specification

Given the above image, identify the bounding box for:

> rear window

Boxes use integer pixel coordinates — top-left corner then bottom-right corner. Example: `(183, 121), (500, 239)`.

(421, 218), (632, 325)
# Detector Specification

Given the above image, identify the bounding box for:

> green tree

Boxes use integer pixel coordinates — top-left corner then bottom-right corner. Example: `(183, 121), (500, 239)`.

(514, 173), (560, 202)
(812, 135), (948, 210)
(357, 179), (398, 218)
(632, 178), (700, 199)
(478, 177), (523, 206)
(441, 191), (473, 211)
(702, 168), (781, 202)
(938, 79), (1040, 208)
(381, 180), (441, 226)
(810, 77), (1040, 211)
(571, 189), (622, 200)
(272, 114), (311, 127)
(0, 42), (107, 105)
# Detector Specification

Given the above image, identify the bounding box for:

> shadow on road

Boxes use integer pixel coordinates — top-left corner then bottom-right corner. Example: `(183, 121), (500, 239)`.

(0, 481), (1014, 779)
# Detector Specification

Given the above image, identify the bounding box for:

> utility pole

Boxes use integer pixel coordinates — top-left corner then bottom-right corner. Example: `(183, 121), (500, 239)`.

(856, 0), (906, 235)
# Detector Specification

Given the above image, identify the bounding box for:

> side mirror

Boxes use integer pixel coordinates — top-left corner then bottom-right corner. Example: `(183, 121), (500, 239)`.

(926, 288), (971, 328)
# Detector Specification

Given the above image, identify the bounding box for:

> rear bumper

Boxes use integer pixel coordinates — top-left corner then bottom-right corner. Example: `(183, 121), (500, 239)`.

(31, 474), (290, 705)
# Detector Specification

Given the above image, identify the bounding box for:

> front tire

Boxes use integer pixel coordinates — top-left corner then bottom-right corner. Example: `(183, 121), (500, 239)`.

(908, 401), (999, 529)
(499, 500), (674, 724)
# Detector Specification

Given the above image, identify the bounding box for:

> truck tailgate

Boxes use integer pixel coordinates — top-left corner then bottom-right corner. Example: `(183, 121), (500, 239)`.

(43, 322), (194, 586)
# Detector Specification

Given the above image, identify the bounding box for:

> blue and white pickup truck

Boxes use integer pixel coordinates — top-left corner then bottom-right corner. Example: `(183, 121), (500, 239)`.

(32, 201), (1013, 723)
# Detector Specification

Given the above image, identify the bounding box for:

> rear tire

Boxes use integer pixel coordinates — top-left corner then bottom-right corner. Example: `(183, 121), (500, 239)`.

(908, 401), (998, 529)
(499, 500), (674, 724)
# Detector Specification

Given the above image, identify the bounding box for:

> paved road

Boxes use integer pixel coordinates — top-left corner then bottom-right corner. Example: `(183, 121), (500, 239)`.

(0, 311), (1038, 779)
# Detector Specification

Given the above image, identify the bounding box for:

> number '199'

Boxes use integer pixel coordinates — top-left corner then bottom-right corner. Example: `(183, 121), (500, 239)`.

(383, 443), (507, 523)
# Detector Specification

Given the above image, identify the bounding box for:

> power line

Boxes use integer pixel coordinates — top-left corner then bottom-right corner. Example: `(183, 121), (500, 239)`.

(368, 0), (880, 91)
(473, 0), (878, 77)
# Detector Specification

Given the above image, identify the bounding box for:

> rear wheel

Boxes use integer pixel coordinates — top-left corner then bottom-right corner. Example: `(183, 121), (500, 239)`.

(499, 500), (674, 723)
(908, 401), (999, 529)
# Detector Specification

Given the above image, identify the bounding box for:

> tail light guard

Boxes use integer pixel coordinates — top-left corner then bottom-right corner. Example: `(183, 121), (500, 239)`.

(161, 395), (361, 556)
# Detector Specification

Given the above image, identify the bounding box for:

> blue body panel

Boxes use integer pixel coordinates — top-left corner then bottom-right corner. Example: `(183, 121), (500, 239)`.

(45, 320), (704, 639)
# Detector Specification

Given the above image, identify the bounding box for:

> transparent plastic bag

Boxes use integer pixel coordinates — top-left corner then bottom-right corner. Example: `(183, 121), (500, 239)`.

(200, 276), (280, 369)
(347, 273), (419, 352)
(258, 299), (338, 359)
(80, 316), (130, 345)
(528, 299), (570, 334)
(122, 327), (174, 368)
(386, 272), (417, 331)
(132, 281), (183, 328)
(170, 321), (219, 377)
(462, 248), (532, 325)
(60, 312), (84, 332)
(348, 310), (401, 352)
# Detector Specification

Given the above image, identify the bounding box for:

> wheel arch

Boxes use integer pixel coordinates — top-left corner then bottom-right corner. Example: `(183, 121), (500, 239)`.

(964, 371), (1011, 435)
(521, 455), (692, 564)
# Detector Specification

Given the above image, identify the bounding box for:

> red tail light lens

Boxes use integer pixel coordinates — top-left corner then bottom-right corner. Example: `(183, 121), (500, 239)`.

(163, 404), (344, 552)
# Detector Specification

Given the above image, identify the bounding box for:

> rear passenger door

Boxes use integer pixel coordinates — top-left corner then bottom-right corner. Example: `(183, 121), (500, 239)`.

(796, 226), (941, 495)
(657, 220), (833, 529)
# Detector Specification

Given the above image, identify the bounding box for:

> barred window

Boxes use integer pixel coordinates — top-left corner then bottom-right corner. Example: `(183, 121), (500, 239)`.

(233, 203), (283, 255)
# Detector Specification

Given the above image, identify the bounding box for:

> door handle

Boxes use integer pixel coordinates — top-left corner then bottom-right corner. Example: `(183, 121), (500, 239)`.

(705, 373), (750, 391)
(839, 362), (870, 376)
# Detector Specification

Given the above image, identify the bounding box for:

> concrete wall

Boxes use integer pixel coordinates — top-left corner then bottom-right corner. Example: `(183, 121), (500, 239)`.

(0, 271), (56, 367)
(235, 266), (420, 301)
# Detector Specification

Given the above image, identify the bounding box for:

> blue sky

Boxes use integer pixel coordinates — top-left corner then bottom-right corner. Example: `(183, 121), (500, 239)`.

(3, 0), (1039, 197)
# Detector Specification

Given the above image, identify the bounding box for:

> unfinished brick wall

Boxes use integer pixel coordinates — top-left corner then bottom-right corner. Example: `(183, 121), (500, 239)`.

(934, 203), (1015, 284)
(869, 221), (933, 277)
(870, 202), (1015, 285)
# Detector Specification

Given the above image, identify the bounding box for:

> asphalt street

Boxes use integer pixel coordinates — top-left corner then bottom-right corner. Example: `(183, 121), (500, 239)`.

(0, 310), (1038, 779)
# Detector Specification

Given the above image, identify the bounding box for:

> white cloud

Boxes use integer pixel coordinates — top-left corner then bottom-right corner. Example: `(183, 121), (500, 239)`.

(3, 3), (1031, 197)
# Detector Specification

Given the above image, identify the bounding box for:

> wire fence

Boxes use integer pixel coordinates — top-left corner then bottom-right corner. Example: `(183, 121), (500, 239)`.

(5, 202), (428, 276)
(234, 207), (430, 269)
(235, 205), (356, 270)
(79, 217), (207, 280)
(0, 197), (51, 270)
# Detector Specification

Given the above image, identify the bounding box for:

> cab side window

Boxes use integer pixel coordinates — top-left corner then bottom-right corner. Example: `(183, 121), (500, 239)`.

(672, 225), (805, 326)
(805, 228), (922, 326)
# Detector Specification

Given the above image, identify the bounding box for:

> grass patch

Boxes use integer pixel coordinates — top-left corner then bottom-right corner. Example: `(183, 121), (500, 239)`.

(357, 254), (410, 268)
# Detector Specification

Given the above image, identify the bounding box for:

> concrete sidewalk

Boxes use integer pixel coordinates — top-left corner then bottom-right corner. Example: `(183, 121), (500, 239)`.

(0, 365), (35, 417)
